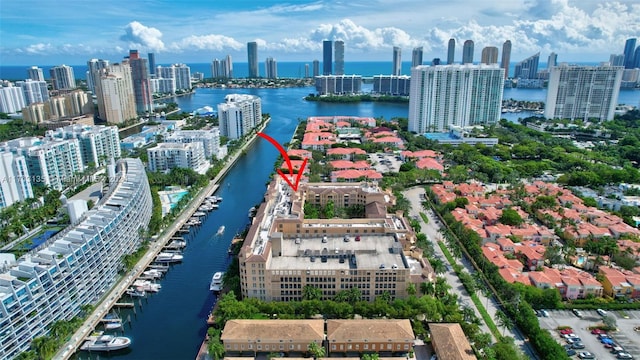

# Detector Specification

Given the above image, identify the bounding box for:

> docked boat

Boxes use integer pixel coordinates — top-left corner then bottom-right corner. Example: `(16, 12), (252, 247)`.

(155, 252), (183, 263)
(164, 239), (186, 250)
(125, 287), (146, 297)
(142, 269), (164, 279)
(210, 272), (224, 292)
(133, 279), (162, 293)
(80, 332), (131, 352)
(193, 211), (207, 217)
(216, 226), (225, 236)
(248, 206), (257, 217)
(103, 317), (123, 330)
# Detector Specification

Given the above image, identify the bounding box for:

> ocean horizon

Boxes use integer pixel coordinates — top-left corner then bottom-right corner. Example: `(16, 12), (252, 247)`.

(0, 61), (600, 81)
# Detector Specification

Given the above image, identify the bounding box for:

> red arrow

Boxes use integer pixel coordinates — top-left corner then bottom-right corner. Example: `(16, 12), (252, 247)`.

(257, 132), (308, 191)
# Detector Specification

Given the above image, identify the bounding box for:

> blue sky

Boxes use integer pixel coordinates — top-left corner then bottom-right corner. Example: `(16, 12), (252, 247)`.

(1, 0), (639, 65)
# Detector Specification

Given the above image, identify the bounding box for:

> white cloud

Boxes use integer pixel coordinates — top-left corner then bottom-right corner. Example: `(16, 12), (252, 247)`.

(170, 34), (243, 52)
(120, 21), (165, 51)
(306, 19), (423, 51)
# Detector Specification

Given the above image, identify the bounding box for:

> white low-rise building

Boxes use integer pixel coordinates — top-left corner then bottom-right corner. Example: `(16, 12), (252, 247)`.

(147, 142), (210, 174)
(164, 128), (225, 160)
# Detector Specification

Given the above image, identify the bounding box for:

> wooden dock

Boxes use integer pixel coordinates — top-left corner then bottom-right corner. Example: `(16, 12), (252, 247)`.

(113, 302), (135, 308)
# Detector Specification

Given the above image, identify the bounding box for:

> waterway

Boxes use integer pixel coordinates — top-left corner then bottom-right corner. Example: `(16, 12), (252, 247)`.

(75, 85), (639, 360)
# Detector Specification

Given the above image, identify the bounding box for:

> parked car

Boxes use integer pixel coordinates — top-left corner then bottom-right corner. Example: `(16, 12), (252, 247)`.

(567, 349), (577, 356)
(541, 309), (550, 317)
(572, 342), (586, 349)
(611, 346), (626, 354)
(572, 309), (584, 317)
(597, 308), (608, 317)
(591, 328), (606, 335)
(578, 352), (595, 359)
(617, 353), (634, 360)
(563, 333), (580, 339)
(566, 338), (581, 344)
(560, 328), (574, 335)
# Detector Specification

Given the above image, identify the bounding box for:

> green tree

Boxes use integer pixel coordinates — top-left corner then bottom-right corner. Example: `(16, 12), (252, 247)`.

(495, 310), (513, 336)
(499, 208), (523, 226)
(303, 285), (322, 301)
(308, 341), (325, 359)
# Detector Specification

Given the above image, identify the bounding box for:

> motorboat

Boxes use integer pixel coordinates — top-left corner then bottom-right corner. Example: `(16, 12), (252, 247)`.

(193, 211), (207, 217)
(164, 239), (186, 250)
(210, 272), (224, 292)
(133, 280), (162, 293)
(216, 226), (225, 236)
(155, 252), (183, 263)
(125, 287), (146, 297)
(102, 314), (123, 330)
(80, 332), (131, 351)
(248, 206), (257, 217)
(142, 269), (164, 279)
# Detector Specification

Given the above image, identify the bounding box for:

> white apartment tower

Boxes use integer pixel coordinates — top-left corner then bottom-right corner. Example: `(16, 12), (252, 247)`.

(17, 79), (49, 105)
(94, 63), (137, 124)
(49, 65), (76, 90)
(408, 64), (504, 133)
(164, 128), (223, 160)
(265, 57), (278, 79)
(545, 63), (623, 121)
(0, 152), (34, 209)
(156, 64), (191, 91)
(147, 142), (209, 174)
(217, 94), (262, 139)
(27, 66), (45, 82)
(0, 85), (26, 114)
(47, 125), (121, 167)
(22, 90), (92, 124)
(86, 59), (110, 94)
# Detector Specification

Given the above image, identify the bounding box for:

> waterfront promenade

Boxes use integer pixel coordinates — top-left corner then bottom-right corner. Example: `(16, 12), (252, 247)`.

(53, 119), (270, 360)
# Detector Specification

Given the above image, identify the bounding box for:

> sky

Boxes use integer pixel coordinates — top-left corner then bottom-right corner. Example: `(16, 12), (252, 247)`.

(1, 0), (639, 66)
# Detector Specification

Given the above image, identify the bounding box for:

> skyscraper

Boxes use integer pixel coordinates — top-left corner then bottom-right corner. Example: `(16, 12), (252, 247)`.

(412, 47), (423, 68)
(305, 64), (310, 78)
(447, 38), (455, 64)
(392, 47), (402, 75)
(334, 40), (345, 75)
(635, 46), (640, 69)
(148, 53), (156, 76)
(27, 66), (44, 82)
(408, 64), (504, 133)
(212, 56), (234, 79)
(432, 58), (441, 66)
(247, 42), (259, 78)
(547, 52), (557, 69)
(87, 59), (110, 94)
(265, 57), (277, 79)
(545, 63), (623, 121)
(609, 54), (625, 67)
(49, 65), (76, 90)
(313, 60), (320, 77)
(217, 94), (262, 139)
(481, 47), (499, 64)
(94, 63), (137, 124)
(514, 52), (540, 79)
(17, 79), (49, 105)
(501, 40), (512, 78)
(125, 50), (153, 114)
(462, 40), (474, 64)
(323, 40), (333, 75)
(623, 38), (637, 69)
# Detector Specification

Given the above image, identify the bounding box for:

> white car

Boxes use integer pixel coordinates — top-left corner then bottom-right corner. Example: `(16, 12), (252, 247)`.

(578, 352), (595, 359)
(597, 308), (607, 317)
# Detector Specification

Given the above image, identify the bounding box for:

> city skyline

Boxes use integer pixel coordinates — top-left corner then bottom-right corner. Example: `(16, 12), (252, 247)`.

(1, 0), (639, 65)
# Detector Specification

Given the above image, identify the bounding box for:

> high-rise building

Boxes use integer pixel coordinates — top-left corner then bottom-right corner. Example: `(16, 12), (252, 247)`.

(47, 124), (121, 167)
(0, 158), (151, 358)
(412, 47), (424, 68)
(323, 40), (333, 75)
(548, 52), (557, 69)
(172, 64), (192, 90)
(314, 75), (362, 95)
(147, 142), (209, 174)
(545, 63), (623, 122)
(481, 46), (499, 64)
(125, 50), (153, 114)
(462, 40), (474, 64)
(372, 75), (411, 96)
(610, 54), (625, 67)
(408, 64), (504, 133)
(154, 66), (177, 94)
(634, 46), (640, 69)
(392, 47), (402, 75)
(0, 84), (26, 113)
(217, 94), (262, 139)
(94, 63), (137, 124)
(265, 57), (278, 79)
(313, 60), (320, 77)
(49, 65), (76, 90)
(27, 66), (44, 82)
(447, 38), (455, 64)
(501, 40), (512, 78)
(86, 59), (110, 94)
(164, 128), (223, 160)
(514, 52), (540, 79)
(305, 64), (310, 78)
(334, 40), (345, 75)
(22, 90), (92, 124)
(0, 152), (33, 209)
(432, 58), (441, 66)
(148, 52), (156, 76)
(247, 42), (259, 78)
(17, 79), (49, 105)
(211, 56), (233, 79)
(623, 38), (637, 69)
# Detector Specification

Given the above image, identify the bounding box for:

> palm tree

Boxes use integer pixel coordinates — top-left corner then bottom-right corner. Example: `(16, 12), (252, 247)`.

(31, 336), (57, 360)
(407, 283), (417, 296)
(302, 285), (322, 301)
(420, 281), (435, 296)
(308, 341), (325, 359)
(495, 310), (513, 337)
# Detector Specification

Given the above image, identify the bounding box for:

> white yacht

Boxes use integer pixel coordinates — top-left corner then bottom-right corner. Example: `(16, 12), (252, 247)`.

(216, 226), (225, 236)
(210, 272), (224, 292)
(125, 287), (146, 297)
(80, 332), (131, 352)
(155, 252), (183, 263)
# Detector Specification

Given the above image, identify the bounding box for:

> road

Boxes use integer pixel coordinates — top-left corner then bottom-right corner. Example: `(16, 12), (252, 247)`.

(404, 187), (537, 358)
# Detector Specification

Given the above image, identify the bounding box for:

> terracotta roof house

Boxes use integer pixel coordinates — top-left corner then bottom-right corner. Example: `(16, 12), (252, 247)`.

(428, 323), (476, 360)
(221, 320), (324, 354)
(326, 319), (414, 354)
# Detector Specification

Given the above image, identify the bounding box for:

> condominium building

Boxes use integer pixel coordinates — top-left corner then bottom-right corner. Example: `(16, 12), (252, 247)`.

(501, 40), (511, 78)
(334, 41), (345, 76)
(514, 52), (540, 79)
(27, 66), (44, 82)
(265, 57), (278, 79)
(481, 46), (498, 65)
(610, 54), (625, 67)
(392, 47), (402, 75)
(314, 75), (362, 95)
(372, 75), (410, 96)
(156, 64), (191, 92)
(164, 128), (224, 160)
(545, 63), (623, 121)
(94, 63), (137, 124)
(462, 40), (474, 64)
(323, 40), (333, 75)
(0, 85), (26, 114)
(16, 79), (49, 105)
(49, 65), (76, 90)
(412, 47), (423, 68)
(247, 42), (259, 78)
(86, 59), (110, 94)
(2, 137), (84, 190)
(408, 64), (504, 133)
(0, 158), (152, 359)
(239, 181), (433, 302)
(623, 38), (637, 69)
(46, 125), (121, 167)
(211, 55), (233, 79)
(149, 78), (176, 94)
(147, 142), (209, 174)
(313, 60), (320, 77)
(217, 94), (262, 139)
(0, 152), (33, 209)
(125, 50), (153, 114)
(172, 64), (191, 90)
(22, 90), (92, 125)
(447, 38), (455, 64)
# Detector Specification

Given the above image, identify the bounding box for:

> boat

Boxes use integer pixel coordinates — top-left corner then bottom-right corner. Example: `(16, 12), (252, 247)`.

(133, 280), (162, 293)
(248, 206), (257, 217)
(210, 272), (224, 292)
(216, 226), (225, 236)
(80, 332), (131, 352)
(155, 252), (183, 263)
(125, 287), (146, 297)
(142, 269), (164, 278)
(104, 319), (123, 330)
(193, 211), (207, 217)
(164, 239), (186, 250)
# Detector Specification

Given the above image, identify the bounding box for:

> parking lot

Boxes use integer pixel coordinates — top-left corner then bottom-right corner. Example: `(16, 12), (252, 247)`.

(369, 153), (402, 173)
(538, 309), (640, 358)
